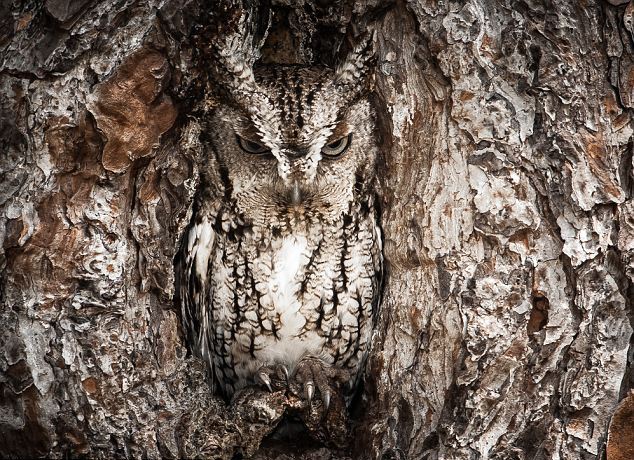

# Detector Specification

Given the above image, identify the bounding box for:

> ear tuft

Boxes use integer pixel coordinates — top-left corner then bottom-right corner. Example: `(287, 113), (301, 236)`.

(334, 31), (376, 88)
(207, 3), (272, 109)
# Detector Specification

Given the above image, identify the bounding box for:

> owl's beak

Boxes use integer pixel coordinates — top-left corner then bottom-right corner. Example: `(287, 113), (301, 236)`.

(290, 180), (302, 205)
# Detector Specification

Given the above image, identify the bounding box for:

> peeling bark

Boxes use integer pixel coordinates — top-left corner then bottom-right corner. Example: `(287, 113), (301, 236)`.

(607, 390), (634, 460)
(1, 1), (632, 459)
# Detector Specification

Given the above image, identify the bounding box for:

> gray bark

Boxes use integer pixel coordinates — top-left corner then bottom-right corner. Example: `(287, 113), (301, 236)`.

(1, 0), (632, 459)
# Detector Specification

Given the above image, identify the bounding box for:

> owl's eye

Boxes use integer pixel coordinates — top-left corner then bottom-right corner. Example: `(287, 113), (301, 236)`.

(321, 134), (352, 158)
(237, 135), (270, 154)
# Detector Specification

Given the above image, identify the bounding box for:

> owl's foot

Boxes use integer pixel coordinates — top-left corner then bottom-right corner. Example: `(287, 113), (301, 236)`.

(255, 363), (289, 392)
(291, 356), (340, 411)
(287, 356), (350, 448)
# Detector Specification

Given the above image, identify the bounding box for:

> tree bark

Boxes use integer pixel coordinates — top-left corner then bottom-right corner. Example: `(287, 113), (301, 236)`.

(1, 1), (632, 459)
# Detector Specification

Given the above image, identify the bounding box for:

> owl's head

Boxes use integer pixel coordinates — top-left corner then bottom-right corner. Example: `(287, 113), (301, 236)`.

(204, 36), (378, 227)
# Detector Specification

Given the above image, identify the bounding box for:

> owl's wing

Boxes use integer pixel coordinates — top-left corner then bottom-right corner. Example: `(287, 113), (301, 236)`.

(178, 214), (216, 383)
(371, 215), (385, 325)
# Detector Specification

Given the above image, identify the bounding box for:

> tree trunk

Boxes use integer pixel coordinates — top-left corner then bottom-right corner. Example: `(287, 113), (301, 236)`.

(1, 1), (632, 459)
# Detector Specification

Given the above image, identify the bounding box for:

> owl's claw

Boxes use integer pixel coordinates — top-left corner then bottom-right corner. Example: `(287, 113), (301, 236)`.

(322, 389), (331, 411)
(255, 363), (290, 392)
(257, 371), (273, 392)
(305, 381), (315, 404)
(293, 356), (336, 412)
(281, 364), (289, 382)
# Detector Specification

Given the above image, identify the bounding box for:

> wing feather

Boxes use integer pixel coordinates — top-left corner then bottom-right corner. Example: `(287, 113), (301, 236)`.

(178, 215), (216, 385)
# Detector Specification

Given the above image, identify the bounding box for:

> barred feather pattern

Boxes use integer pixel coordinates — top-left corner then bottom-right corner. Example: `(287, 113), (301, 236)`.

(178, 61), (382, 399)
(180, 190), (382, 397)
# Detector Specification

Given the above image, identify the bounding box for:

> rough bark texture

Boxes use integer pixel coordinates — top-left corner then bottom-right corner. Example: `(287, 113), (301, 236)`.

(1, 1), (633, 459)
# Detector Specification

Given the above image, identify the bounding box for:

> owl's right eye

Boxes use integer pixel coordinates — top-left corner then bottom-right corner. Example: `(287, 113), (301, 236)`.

(237, 136), (270, 154)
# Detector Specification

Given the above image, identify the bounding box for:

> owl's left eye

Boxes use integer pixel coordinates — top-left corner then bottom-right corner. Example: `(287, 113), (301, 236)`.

(237, 135), (270, 154)
(321, 134), (352, 158)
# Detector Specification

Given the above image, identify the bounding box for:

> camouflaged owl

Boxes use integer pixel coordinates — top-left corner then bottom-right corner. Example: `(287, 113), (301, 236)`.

(177, 23), (382, 410)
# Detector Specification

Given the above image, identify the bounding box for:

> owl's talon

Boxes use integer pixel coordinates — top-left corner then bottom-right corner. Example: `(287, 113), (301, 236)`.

(255, 364), (290, 392)
(257, 371), (273, 392)
(293, 356), (339, 412)
(305, 381), (315, 404)
(281, 365), (289, 382)
(322, 389), (331, 411)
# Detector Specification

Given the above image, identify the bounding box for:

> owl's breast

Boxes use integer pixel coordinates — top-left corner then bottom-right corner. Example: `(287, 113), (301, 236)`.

(255, 233), (317, 364)
(209, 212), (381, 394)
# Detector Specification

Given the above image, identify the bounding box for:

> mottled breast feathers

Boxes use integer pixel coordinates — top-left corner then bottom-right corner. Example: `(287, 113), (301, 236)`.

(178, 63), (383, 401)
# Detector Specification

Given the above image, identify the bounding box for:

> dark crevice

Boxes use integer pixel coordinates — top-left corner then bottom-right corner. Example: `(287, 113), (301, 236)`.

(527, 293), (550, 335)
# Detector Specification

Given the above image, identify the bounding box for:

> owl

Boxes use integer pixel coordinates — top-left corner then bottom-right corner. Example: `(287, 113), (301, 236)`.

(177, 30), (382, 410)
